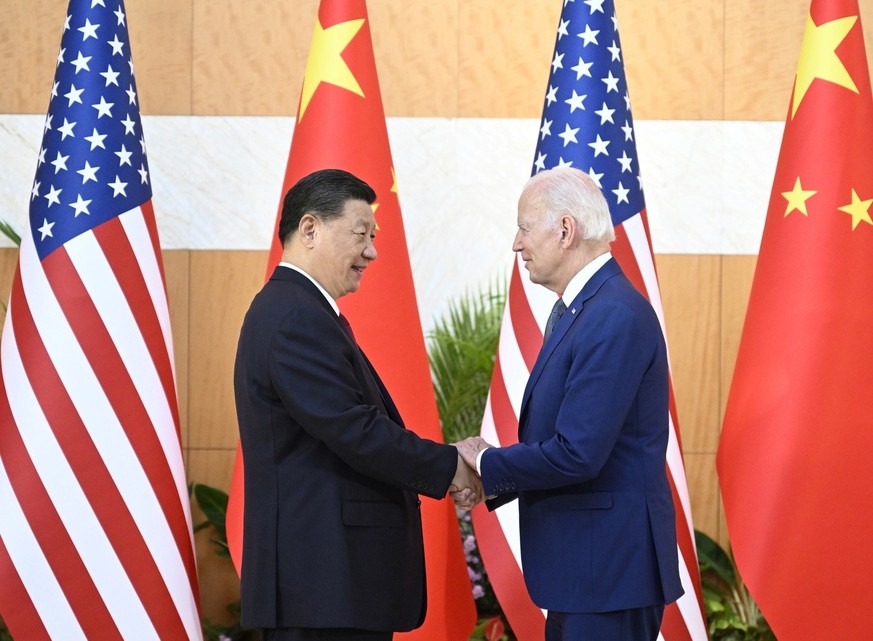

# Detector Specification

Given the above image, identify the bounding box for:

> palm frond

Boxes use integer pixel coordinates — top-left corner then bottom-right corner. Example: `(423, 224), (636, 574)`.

(427, 280), (506, 443)
(0, 220), (21, 246)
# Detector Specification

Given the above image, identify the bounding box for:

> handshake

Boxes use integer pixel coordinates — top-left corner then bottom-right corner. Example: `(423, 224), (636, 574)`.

(448, 436), (495, 511)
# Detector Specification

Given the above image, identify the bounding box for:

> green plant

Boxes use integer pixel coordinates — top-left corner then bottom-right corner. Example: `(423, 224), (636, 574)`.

(427, 283), (506, 444)
(0, 221), (20, 246)
(192, 482), (231, 559)
(695, 529), (774, 640)
(427, 282), (513, 640)
(0, 614), (11, 641)
(190, 483), (258, 641)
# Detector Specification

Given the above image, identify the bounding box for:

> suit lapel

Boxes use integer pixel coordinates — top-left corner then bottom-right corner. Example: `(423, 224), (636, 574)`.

(519, 258), (623, 415)
(274, 267), (402, 425)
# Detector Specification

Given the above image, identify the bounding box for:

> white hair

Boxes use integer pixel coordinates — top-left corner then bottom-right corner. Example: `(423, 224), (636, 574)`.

(524, 167), (616, 243)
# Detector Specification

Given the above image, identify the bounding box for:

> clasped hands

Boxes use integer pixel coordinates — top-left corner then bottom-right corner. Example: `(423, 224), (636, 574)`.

(448, 436), (494, 511)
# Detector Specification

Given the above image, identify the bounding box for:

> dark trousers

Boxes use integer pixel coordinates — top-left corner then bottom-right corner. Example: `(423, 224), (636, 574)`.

(260, 628), (392, 641)
(545, 605), (665, 641)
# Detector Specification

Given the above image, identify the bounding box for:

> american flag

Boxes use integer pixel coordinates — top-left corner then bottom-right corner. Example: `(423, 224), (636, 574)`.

(472, 1), (708, 639)
(0, 1), (202, 639)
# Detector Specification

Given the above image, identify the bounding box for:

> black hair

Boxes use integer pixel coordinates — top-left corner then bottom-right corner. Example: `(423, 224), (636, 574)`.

(278, 169), (377, 245)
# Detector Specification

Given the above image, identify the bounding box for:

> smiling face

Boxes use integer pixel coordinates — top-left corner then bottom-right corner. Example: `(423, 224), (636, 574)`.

(307, 198), (377, 300)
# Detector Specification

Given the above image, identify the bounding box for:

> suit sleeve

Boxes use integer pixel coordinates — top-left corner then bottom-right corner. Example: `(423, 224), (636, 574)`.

(268, 305), (457, 499)
(481, 300), (656, 495)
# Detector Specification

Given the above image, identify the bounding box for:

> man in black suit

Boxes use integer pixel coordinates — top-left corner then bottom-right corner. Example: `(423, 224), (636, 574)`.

(234, 169), (481, 641)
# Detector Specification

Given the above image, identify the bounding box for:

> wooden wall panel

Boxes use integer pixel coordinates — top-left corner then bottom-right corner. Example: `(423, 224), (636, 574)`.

(191, 0), (316, 116)
(6, 1), (869, 118)
(369, 0), (460, 116)
(720, 255), (757, 417)
(725, 0), (873, 120)
(619, 0), (726, 120)
(126, 0), (194, 115)
(0, 249), (19, 318)
(658, 255), (722, 454)
(187, 448), (241, 626)
(187, 250), (268, 450)
(163, 250), (190, 449)
(725, 0), (807, 120)
(684, 452), (722, 544)
(0, 2), (65, 114)
(458, 1), (559, 118)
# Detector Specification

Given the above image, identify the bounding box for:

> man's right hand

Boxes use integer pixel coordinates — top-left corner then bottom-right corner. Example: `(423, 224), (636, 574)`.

(449, 454), (483, 510)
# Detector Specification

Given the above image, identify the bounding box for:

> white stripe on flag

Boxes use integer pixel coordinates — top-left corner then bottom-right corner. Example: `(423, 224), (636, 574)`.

(65, 225), (199, 637)
(667, 413), (695, 540)
(0, 314), (157, 640)
(675, 544), (709, 640)
(496, 304), (531, 421)
(119, 207), (177, 380)
(0, 451), (87, 641)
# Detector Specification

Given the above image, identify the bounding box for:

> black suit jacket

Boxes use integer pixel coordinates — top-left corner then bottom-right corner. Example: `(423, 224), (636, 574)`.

(233, 267), (458, 631)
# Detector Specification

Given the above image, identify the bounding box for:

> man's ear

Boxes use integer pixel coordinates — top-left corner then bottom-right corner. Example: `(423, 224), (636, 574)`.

(299, 214), (318, 247)
(560, 214), (577, 246)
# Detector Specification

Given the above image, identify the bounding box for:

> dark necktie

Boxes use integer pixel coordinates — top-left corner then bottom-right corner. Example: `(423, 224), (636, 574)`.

(543, 298), (567, 342)
(339, 313), (356, 343)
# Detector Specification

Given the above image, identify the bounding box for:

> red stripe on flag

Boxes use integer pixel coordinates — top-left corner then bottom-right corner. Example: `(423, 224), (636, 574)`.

(109, 208), (183, 440)
(610, 224), (648, 302)
(472, 508), (544, 641)
(95, 217), (183, 449)
(487, 357), (519, 448)
(508, 262), (541, 371)
(8, 262), (189, 639)
(661, 600), (694, 641)
(0, 534), (52, 641)
(0, 356), (122, 639)
(40, 248), (192, 638)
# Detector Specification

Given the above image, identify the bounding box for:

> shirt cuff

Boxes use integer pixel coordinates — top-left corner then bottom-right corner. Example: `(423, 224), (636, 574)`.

(475, 447), (489, 476)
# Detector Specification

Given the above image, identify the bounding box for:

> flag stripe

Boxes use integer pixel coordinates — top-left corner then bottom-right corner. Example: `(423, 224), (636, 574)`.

(101, 213), (183, 448)
(495, 301), (530, 422)
(0, 302), (129, 640)
(59, 227), (199, 638)
(0, 530), (53, 641)
(472, 504), (544, 641)
(660, 599), (693, 641)
(135, 200), (178, 381)
(507, 262), (542, 371)
(90, 217), (197, 583)
(9, 243), (186, 639)
(10, 227), (193, 639)
(488, 358), (520, 449)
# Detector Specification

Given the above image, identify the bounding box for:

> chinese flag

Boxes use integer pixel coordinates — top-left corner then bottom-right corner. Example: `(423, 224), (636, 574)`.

(224, 1), (476, 638)
(717, 0), (873, 638)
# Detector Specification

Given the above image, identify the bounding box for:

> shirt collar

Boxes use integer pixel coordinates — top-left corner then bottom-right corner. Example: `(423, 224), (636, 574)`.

(560, 252), (612, 306)
(278, 262), (340, 315)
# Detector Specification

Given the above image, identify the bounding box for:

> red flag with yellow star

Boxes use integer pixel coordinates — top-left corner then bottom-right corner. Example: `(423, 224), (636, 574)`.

(717, 0), (873, 637)
(224, 1), (476, 638)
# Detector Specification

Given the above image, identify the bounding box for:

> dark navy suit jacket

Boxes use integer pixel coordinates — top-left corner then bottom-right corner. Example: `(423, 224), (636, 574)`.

(481, 258), (684, 613)
(233, 267), (457, 631)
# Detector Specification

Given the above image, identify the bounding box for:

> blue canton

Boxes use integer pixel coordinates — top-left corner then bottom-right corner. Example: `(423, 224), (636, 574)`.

(533, 0), (644, 227)
(30, 0), (151, 260)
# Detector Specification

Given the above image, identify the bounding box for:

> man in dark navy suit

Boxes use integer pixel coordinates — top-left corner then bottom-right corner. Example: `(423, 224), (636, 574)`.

(458, 167), (683, 641)
(234, 169), (481, 641)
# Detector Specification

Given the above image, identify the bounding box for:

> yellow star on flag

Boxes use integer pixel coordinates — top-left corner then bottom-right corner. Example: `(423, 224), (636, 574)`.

(837, 189), (873, 230)
(298, 18), (366, 122)
(791, 13), (858, 118)
(370, 201), (381, 230)
(782, 177), (817, 216)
